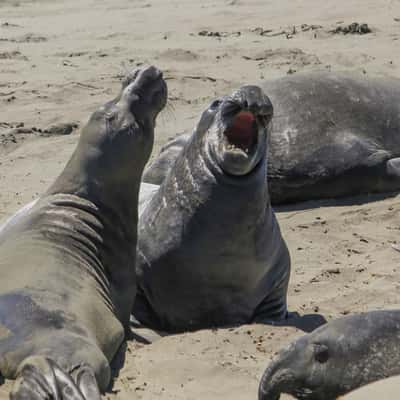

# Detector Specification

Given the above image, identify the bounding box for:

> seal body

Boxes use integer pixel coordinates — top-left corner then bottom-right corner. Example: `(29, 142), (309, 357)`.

(134, 86), (290, 332)
(258, 310), (400, 400)
(142, 133), (190, 185)
(143, 72), (400, 204)
(0, 66), (167, 399)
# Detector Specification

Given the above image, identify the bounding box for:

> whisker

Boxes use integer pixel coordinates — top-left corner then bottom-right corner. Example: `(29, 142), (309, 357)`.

(159, 98), (177, 125)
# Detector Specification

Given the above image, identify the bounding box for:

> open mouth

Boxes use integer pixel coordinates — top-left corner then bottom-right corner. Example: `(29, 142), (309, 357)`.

(224, 111), (258, 154)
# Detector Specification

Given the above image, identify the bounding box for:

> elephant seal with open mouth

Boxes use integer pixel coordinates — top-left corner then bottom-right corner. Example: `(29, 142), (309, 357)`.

(134, 85), (291, 332)
(0, 65), (167, 399)
(143, 72), (400, 204)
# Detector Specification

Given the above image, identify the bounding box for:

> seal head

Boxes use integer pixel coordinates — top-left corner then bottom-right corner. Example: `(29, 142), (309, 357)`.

(201, 85), (273, 177)
(258, 310), (400, 400)
(48, 66), (167, 212)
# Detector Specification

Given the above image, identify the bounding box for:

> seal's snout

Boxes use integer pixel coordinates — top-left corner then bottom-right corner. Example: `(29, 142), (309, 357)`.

(258, 362), (282, 400)
(238, 85), (274, 120)
(123, 65), (163, 89)
(131, 65), (163, 88)
(207, 85), (272, 177)
(221, 85), (272, 153)
(121, 65), (167, 120)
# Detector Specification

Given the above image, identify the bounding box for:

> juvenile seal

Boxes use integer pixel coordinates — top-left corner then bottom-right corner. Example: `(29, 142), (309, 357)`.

(258, 310), (400, 400)
(0, 65), (167, 399)
(134, 85), (291, 332)
(143, 72), (400, 204)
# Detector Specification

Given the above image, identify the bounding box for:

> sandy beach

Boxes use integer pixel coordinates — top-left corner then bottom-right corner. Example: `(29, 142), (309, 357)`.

(1, 0), (400, 398)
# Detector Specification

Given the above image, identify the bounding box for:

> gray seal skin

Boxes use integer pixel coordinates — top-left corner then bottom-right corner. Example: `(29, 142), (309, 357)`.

(134, 85), (291, 332)
(142, 133), (190, 185)
(0, 65), (167, 399)
(143, 72), (400, 204)
(258, 310), (400, 400)
(0, 182), (159, 237)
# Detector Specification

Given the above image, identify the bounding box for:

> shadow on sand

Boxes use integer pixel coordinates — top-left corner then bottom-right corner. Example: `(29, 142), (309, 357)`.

(259, 312), (327, 333)
(274, 191), (399, 213)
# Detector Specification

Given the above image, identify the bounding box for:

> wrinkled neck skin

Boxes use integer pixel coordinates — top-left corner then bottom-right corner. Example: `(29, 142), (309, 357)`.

(46, 119), (153, 242)
(195, 110), (271, 227)
(38, 112), (153, 327)
(142, 121), (271, 260)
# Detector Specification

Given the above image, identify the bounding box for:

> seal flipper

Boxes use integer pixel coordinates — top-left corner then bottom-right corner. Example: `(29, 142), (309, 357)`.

(10, 356), (100, 400)
(252, 292), (288, 324)
(386, 157), (400, 178)
(131, 287), (162, 331)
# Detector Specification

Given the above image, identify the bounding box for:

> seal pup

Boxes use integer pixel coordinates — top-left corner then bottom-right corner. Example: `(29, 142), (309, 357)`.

(143, 72), (400, 204)
(0, 65), (167, 399)
(134, 85), (291, 332)
(258, 310), (400, 400)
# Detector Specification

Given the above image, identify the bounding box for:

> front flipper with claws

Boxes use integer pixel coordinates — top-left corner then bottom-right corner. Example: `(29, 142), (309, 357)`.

(10, 357), (100, 400)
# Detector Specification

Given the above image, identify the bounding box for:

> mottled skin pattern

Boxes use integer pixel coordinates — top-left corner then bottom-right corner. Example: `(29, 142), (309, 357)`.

(134, 86), (291, 332)
(0, 66), (167, 399)
(258, 310), (400, 400)
(143, 72), (400, 204)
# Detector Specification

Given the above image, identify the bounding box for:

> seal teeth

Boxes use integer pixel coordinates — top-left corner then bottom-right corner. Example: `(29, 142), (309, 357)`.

(225, 142), (251, 154)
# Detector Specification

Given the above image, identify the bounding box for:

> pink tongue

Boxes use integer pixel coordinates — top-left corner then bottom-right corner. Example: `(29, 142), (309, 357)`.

(224, 111), (257, 150)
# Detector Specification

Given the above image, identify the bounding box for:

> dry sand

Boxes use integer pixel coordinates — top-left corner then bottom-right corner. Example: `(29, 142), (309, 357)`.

(1, 0), (400, 399)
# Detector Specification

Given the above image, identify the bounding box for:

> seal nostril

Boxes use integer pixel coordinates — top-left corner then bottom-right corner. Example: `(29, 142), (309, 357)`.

(314, 344), (329, 363)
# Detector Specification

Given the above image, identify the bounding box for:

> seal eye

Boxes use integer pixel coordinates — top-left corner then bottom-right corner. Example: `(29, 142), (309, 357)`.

(314, 344), (329, 363)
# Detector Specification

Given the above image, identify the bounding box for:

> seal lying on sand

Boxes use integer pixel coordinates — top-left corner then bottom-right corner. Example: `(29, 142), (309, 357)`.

(134, 85), (291, 332)
(258, 310), (400, 400)
(143, 72), (400, 204)
(0, 65), (167, 399)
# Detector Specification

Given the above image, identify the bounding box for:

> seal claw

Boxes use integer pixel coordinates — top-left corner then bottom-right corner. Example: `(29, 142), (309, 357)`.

(10, 357), (101, 400)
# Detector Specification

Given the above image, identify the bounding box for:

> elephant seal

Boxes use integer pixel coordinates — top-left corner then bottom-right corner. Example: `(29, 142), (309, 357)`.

(258, 310), (400, 400)
(143, 72), (400, 204)
(134, 85), (291, 332)
(0, 65), (167, 399)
